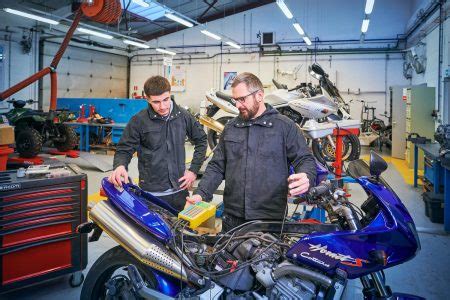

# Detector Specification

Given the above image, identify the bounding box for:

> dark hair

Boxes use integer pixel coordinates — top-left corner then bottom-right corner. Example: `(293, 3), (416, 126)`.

(231, 72), (263, 92)
(143, 76), (171, 97)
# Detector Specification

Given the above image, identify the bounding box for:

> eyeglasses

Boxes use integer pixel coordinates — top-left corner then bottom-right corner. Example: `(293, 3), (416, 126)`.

(232, 89), (260, 104)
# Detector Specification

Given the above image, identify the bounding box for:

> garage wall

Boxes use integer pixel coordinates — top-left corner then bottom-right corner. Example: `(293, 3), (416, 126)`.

(131, 52), (409, 122)
(0, 11), (40, 112)
(130, 0), (413, 122)
(41, 41), (128, 111)
(407, 2), (450, 125)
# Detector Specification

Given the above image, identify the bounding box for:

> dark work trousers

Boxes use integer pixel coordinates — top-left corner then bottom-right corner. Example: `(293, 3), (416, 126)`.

(157, 189), (189, 213)
(221, 214), (247, 233)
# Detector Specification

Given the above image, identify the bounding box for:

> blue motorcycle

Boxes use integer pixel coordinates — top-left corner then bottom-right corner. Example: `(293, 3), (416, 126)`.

(79, 151), (423, 299)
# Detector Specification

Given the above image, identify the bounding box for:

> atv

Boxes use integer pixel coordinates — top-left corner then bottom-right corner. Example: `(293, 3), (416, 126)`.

(3, 99), (78, 158)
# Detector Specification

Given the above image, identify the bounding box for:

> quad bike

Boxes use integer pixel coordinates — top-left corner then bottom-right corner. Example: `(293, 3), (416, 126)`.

(2, 99), (77, 157)
(79, 152), (423, 299)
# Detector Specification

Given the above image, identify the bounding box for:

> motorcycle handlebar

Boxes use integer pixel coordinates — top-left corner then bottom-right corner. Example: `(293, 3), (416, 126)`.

(292, 181), (331, 204)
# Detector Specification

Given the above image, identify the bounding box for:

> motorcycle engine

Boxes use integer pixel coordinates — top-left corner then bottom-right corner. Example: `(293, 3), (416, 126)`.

(209, 233), (319, 299)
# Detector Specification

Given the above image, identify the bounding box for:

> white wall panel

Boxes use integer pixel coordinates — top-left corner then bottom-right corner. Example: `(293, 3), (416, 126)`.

(42, 41), (128, 110)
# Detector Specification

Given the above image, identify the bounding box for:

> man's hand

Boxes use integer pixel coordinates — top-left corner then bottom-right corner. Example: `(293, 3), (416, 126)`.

(288, 173), (310, 197)
(179, 170), (197, 190)
(108, 165), (129, 187)
(184, 194), (202, 209)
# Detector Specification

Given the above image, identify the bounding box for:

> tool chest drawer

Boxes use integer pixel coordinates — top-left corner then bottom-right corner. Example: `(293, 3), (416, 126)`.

(0, 166), (87, 293)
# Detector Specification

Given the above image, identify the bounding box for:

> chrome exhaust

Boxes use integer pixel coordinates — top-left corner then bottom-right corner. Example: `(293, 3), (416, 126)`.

(89, 200), (188, 281)
(198, 115), (225, 134)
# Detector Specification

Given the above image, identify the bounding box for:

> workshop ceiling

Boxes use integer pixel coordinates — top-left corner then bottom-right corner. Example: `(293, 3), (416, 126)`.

(3, 0), (275, 41)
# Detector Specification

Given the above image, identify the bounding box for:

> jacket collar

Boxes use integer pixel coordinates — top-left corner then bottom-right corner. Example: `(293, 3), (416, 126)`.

(234, 104), (278, 128)
(147, 99), (182, 121)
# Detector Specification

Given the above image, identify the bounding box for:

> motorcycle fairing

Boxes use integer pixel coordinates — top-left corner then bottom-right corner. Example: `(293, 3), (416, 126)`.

(286, 176), (420, 279)
(101, 178), (174, 242)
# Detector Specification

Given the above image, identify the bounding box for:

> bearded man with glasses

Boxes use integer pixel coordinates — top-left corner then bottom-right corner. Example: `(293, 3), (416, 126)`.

(187, 72), (317, 232)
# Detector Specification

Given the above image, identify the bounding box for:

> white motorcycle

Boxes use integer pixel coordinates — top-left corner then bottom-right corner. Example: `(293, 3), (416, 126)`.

(199, 71), (360, 165)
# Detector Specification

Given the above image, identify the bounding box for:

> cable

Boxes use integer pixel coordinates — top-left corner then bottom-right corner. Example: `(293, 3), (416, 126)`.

(279, 199), (290, 237)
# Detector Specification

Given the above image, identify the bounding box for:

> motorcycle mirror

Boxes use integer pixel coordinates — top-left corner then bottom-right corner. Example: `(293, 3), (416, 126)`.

(309, 63), (326, 80)
(369, 151), (388, 178)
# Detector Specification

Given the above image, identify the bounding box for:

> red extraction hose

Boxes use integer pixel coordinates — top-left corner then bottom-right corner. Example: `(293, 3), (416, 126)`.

(0, 0), (122, 110)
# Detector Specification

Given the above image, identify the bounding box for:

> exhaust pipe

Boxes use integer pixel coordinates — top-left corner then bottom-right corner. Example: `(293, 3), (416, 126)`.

(199, 115), (225, 134)
(89, 200), (188, 281)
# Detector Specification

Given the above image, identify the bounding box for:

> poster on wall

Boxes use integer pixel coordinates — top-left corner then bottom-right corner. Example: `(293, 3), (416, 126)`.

(170, 65), (186, 92)
(223, 72), (237, 90)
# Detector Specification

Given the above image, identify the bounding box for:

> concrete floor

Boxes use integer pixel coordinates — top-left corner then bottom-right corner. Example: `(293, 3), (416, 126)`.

(1, 146), (449, 299)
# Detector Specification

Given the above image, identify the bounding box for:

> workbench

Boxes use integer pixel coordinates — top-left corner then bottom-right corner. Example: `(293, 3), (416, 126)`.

(65, 122), (127, 152)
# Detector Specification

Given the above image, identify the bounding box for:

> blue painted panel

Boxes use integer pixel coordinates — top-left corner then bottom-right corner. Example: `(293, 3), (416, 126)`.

(57, 98), (148, 124)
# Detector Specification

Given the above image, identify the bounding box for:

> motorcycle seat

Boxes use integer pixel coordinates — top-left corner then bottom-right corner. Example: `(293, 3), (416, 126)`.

(215, 91), (234, 104)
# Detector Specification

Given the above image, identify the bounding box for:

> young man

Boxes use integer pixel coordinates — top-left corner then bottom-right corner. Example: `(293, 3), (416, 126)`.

(109, 76), (207, 211)
(187, 72), (316, 231)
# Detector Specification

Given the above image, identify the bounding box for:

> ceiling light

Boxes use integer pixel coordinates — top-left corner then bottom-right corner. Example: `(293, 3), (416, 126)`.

(276, 0), (293, 19)
(361, 19), (370, 33)
(77, 28), (113, 39)
(132, 0), (149, 7)
(365, 0), (375, 14)
(3, 8), (59, 25)
(123, 39), (150, 48)
(293, 23), (304, 35)
(201, 29), (221, 40)
(156, 48), (176, 55)
(226, 41), (241, 49)
(303, 36), (312, 45)
(165, 13), (193, 28)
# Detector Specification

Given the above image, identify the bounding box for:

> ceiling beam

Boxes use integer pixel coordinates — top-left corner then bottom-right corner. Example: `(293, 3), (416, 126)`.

(140, 0), (275, 41)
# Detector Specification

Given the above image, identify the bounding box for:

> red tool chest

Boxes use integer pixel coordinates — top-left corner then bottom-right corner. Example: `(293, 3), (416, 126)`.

(0, 166), (87, 293)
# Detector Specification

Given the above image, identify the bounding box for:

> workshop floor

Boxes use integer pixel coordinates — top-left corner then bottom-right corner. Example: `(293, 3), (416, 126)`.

(1, 146), (449, 300)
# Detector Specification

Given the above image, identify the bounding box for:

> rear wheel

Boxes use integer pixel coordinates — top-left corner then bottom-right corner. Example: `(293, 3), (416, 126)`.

(206, 116), (233, 149)
(53, 124), (77, 151)
(16, 128), (43, 158)
(80, 246), (157, 300)
(311, 134), (361, 165)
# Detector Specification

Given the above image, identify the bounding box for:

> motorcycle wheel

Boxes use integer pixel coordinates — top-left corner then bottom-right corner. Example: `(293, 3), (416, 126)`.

(311, 134), (361, 165)
(53, 124), (78, 151)
(16, 128), (43, 158)
(80, 246), (158, 300)
(206, 116), (233, 149)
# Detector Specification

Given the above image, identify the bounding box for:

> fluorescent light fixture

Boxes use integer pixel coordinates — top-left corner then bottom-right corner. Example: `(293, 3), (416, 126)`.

(132, 0), (149, 7)
(77, 28), (113, 39)
(123, 39), (150, 48)
(3, 8), (59, 25)
(293, 23), (304, 35)
(156, 48), (176, 55)
(365, 0), (375, 14)
(226, 41), (241, 49)
(361, 19), (370, 33)
(201, 29), (221, 40)
(165, 13), (193, 28)
(276, 0), (293, 19)
(303, 36), (312, 45)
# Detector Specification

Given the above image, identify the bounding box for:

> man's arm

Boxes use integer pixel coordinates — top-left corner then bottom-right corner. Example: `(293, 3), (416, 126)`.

(286, 123), (317, 188)
(185, 113), (207, 174)
(113, 115), (140, 171)
(194, 133), (226, 201)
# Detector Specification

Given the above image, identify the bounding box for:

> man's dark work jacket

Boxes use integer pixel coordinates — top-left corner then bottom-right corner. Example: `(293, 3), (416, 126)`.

(113, 101), (207, 192)
(196, 105), (317, 220)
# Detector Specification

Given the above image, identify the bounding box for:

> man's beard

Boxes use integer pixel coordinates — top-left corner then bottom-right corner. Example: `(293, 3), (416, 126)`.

(239, 98), (259, 121)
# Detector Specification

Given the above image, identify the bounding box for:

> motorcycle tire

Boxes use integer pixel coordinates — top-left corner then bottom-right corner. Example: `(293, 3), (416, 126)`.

(16, 128), (43, 158)
(53, 124), (78, 152)
(311, 134), (361, 165)
(206, 116), (233, 149)
(80, 246), (158, 300)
